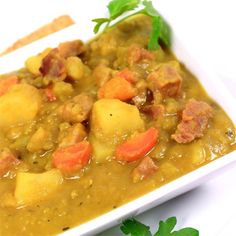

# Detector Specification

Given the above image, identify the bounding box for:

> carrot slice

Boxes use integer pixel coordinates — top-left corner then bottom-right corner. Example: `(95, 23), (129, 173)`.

(116, 68), (138, 84)
(44, 85), (57, 102)
(52, 141), (92, 173)
(98, 77), (136, 101)
(0, 75), (18, 96)
(115, 127), (159, 162)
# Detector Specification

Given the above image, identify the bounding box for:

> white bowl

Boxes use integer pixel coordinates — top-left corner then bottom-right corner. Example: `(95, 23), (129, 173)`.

(0, 14), (235, 236)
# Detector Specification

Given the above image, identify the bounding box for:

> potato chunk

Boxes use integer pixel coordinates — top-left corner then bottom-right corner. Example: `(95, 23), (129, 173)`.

(66, 56), (84, 80)
(15, 169), (63, 206)
(90, 99), (144, 162)
(25, 48), (51, 75)
(0, 84), (41, 131)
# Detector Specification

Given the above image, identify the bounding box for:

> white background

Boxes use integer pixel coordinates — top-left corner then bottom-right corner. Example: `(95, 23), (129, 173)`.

(0, 1), (236, 235)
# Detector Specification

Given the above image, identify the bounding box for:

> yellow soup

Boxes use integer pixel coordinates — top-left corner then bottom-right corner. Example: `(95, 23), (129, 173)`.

(0, 16), (235, 236)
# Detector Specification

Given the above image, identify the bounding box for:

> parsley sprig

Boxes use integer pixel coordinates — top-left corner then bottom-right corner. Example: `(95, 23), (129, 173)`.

(120, 217), (199, 236)
(92, 0), (171, 50)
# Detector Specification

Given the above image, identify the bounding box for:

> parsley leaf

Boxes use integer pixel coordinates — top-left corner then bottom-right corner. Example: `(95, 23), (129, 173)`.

(154, 217), (177, 236)
(108, 0), (141, 19)
(121, 218), (152, 236)
(148, 16), (161, 50)
(120, 216), (199, 236)
(92, 18), (110, 33)
(92, 0), (171, 50)
(172, 228), (199, 236)
(154, 217), (199, 236)
(142, 0), (159, 17)
(142, 0), (171, 49)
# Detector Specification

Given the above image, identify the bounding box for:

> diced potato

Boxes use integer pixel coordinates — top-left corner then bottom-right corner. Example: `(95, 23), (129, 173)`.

(89, 135), (114, 161)
(160, 161), (180, 179)
(53, 81), (74, 101)
(27, 127), (51, 152)
(0, 84), (42, 131)
(15, 169), (63, 206)
(190, 141), (206, 165)
(90, 99), (145, 162)
(66, 56), (84, 80)
(25, 56), (42, 75)
(25, 48), (51, 75)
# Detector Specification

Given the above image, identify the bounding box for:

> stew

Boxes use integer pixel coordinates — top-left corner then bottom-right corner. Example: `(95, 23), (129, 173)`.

(0, 16), (235, 236)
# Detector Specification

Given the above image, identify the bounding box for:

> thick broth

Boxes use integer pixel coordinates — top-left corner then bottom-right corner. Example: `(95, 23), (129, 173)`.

(0, 16), (235, 236)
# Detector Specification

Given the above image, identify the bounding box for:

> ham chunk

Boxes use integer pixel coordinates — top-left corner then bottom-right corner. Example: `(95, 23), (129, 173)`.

(140, 104), (164, 119)
(147, 61), (182, 97)
(172, 99), (213, 143)
(40, 49), (66, 79)
(58, 93), (93, 123)
(132, 156), (158, 183)
(58, 40), (85, 58)
(128, 44), (155, 66)
(59, 123), (87, 148)
(0, 148), (19, 177)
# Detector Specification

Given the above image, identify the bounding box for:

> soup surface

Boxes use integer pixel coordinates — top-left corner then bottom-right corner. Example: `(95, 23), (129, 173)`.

(0, 16), (235, 236)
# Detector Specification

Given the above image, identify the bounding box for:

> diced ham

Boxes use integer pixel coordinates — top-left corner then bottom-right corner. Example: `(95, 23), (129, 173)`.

(132, 156), (158, 183)
(128, 44), (155, 66)
(0, 148), (19, 177)
(0, 75), (18, 96)
(40, 49), (66, 79)
(58, 40), (85, 58)
(58, 93), (93, 123)
(59, 123), (87, 148)
(141, 104), (165, 119)
(147, 61), (182, 97)
(172, 99), (213, 143)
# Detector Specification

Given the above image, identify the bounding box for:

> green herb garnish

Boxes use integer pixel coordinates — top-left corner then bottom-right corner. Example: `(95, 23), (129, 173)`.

(120, 216), (199, 236)
(92, 0), (171, 50)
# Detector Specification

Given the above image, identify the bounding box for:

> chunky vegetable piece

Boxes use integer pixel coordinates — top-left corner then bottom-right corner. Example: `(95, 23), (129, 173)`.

(115, 127), (159, 162)
(25, 48), (51, 75)
(0, 75), (18, 96)
(98, 77), (136, 101)
(66, 56), (84, 80)
(0, 84), (41, 131)
(15, 169), (63, 206)
(90, 99), (145, 161)
(52, 141), (92, 173)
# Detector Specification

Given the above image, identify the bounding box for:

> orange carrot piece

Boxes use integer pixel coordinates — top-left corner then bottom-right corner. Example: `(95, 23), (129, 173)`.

(116, 68), (138, 84)
(44, 85), (57, 102)
(52, 141), (92, 173)
(0, 75), (18, 96)
(115, 127), (159, 162)
(98, 77), (136, 101)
